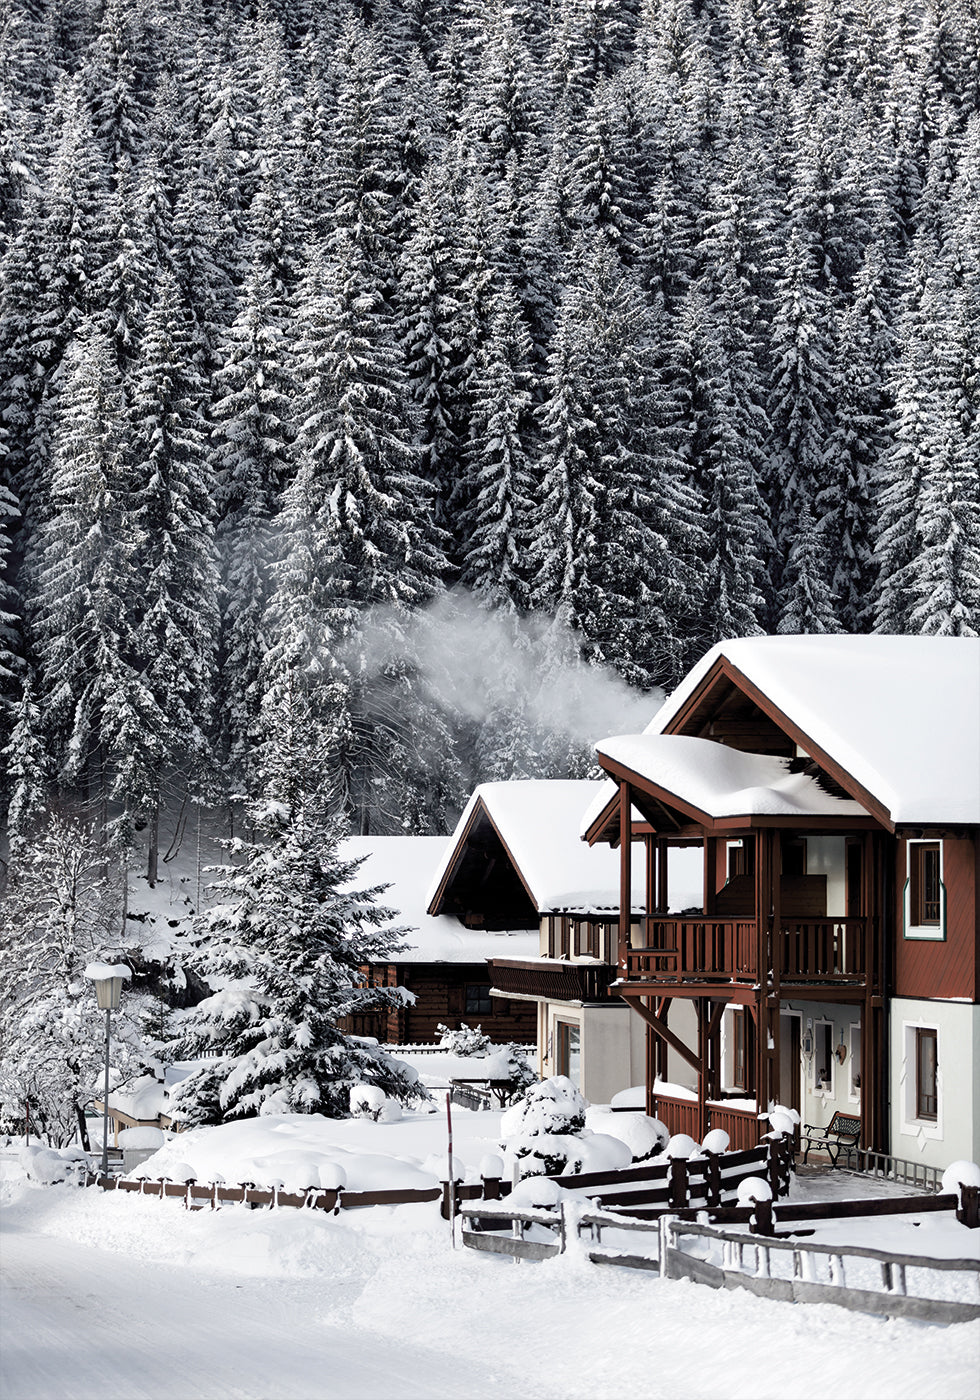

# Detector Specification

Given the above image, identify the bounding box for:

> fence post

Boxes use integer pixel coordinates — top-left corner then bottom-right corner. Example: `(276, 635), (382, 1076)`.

(703, 1151), (722, 1208)
(440, 1179), (456, 1220)
(957, 1184), (980, 1229)
(482, 1170), (502, 1202)
(751, 1199), (774, 1237)
(669, 1157), (689, 1209)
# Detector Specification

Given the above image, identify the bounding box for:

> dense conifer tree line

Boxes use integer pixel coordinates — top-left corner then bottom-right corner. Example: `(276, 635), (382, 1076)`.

(1, 0), (978, 857)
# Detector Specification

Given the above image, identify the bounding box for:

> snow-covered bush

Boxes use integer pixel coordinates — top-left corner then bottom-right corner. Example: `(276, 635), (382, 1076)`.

(505, 1132), (588, 1178)
(437, 1023), (490, 1056)
(499, 1076), (589, 1177)
(585, 1106), (668, 1163)
(19, 1143), (90, 1186)
(501, 1076), (586, 1138)
(349, 1084), (402, 1123)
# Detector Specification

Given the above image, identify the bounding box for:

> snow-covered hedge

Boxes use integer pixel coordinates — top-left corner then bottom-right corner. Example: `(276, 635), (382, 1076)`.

(19, 1143), (90, 1186)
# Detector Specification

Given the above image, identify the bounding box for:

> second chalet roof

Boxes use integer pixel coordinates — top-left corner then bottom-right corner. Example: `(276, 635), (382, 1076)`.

(648, 635), (980, 827)
(593, 734), (868, 823)
(341, 835), (538, 963)
(427, 780), (648, 915)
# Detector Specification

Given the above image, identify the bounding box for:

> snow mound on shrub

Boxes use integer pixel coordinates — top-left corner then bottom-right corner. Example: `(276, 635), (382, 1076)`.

(509, 1176), (566, 1208)
(350, 1085), (402, 1123)
(19, 1144), (90, 1185)
(585, 1107), (667, 1162)
(500, 1076), (586, 1138)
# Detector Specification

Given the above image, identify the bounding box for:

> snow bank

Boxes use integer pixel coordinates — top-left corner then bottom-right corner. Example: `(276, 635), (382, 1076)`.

(19, 1144), (90, 1185)
(122, 1109), (505, 1192)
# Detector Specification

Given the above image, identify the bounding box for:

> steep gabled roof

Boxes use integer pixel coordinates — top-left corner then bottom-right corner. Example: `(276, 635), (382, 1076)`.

(426, 781), (649, 915)
(340, 835), (537, 963)
(646, 636), (979, 828)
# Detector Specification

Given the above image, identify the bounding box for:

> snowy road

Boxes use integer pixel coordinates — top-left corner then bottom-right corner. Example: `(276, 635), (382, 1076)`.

(0, 1225), (532, 1400)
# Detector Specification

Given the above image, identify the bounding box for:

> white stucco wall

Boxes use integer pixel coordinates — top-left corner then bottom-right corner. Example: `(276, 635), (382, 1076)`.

(889, 997), (980, 1169)
(539, 1001), (647, 1105)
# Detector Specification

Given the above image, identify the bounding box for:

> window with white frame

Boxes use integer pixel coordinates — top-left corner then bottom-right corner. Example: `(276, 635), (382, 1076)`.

(904, 840), (945, 940)
(901, 1022), (942, 1138)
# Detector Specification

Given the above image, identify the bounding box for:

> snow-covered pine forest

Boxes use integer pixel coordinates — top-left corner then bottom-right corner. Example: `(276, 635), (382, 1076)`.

(1, 0), (979, 850)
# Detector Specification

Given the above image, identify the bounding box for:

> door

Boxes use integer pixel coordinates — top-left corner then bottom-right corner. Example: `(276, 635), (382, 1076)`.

(779, 1013), (802, 1121)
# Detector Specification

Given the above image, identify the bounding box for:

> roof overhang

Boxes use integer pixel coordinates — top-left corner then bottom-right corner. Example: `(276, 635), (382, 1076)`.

(661, 655), (896, 830)
(591, 735), (882, 838)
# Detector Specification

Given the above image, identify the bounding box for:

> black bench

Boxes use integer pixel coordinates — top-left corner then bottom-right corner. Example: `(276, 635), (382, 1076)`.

(800, 1111), (861, 1167)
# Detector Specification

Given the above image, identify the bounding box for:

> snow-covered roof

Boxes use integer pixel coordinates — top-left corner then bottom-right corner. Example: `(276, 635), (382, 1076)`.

(594, 734), (867, 821)
(341, 835), (538, 963)
(647, 636), (980, 826)
(427, 781), (648, 913)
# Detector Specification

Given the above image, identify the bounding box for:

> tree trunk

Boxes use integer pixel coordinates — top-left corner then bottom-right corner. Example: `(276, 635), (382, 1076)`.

(75, 1102), (91, 1153)
(147, 799), (159, 886)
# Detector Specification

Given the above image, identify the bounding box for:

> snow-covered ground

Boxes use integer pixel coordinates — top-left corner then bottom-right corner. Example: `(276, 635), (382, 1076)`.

(3, 1121), (978, 1400)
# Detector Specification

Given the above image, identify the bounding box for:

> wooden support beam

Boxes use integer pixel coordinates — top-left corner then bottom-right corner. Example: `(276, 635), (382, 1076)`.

(626, 994), (702, 1073)
(619, 782), (632, 979)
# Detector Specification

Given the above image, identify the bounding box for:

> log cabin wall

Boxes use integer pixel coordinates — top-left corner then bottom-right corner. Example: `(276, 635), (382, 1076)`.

(347, 963), (537, 1044)
(893, 836), (978, 1001)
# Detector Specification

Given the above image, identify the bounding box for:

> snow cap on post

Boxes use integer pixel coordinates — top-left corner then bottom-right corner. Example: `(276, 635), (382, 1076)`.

(83, 962), (131, 1010)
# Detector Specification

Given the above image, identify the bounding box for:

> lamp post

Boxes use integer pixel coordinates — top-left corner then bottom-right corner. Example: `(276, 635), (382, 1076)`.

(83, 962), (131, 1178)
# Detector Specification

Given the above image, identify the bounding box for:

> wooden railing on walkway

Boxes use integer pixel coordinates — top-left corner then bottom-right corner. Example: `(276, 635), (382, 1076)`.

(462, 1186), (980, 1323)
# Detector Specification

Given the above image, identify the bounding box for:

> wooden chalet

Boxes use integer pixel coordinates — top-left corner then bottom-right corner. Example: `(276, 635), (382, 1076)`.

(426, 781), (702, 1102)
(340, 836), (537, 1045)
(584, 635), (980, 1165)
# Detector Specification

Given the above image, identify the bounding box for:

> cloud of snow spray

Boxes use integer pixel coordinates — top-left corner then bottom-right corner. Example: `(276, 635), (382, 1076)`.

(355, 591), (663, 750)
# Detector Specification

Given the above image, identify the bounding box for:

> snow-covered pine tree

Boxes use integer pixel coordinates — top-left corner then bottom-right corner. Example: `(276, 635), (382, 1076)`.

(0, 814), (148, 1147)
(123, 269), (219, 880)
(458, 280), (536, 611)
(27, 323), (136, 811)
(167, 688), (426, 1126)
(532, 237), (704, 689)
(212, 248), (296, 792)
(3, 666), (48, 862)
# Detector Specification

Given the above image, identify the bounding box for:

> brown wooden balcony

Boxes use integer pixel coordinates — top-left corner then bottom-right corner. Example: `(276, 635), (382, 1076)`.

(624, 917), (874, 989)
(489, 957), (617, 1003)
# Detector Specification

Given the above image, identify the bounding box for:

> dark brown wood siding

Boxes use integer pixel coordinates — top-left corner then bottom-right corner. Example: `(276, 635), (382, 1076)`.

(347, 963), (536, 1044)
(893, 836), (978, 1002)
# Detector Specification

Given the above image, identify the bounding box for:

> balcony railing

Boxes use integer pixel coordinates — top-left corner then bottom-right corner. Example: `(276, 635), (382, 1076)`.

(629, 920), (757, 982)
(488, 958), (616, 1003)
(626, 918), (873, 987)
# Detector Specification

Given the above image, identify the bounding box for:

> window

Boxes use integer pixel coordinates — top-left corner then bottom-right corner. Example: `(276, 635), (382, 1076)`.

(464, 984), (492, 1016)
(916, 1028), (938, 1122)
(849, 1024), (862, 1101)
(814, 1021), (834, 1094)
(906, 841), (944, 939)
(911, 843), (941, 926)
(556, 1021), (581, 1088)
(731, 1010), (753, 1090)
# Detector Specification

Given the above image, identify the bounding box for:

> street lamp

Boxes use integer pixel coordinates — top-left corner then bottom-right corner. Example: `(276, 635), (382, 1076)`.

(83, 962), (131, 1178)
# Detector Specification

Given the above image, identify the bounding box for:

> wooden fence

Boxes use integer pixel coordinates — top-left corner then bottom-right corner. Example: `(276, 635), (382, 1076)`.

(460, 1187), (980, 1323)
(86, 1134), (794, 1220)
